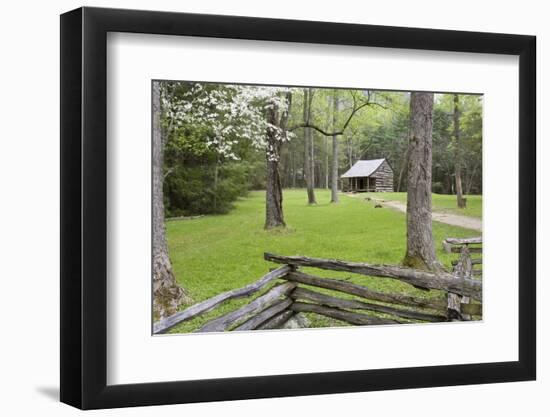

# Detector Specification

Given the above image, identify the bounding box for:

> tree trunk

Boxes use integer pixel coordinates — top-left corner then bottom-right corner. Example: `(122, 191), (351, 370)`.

(291, 143), (297, 188)
(303, 89), (317, 204)
(444, 172), (452, 194)
(403, 92), (440, 271)
(331, 92), (340, 203)
(346, 137), (353, 169)
(465, 161), (479, 195)
(453, 94), (466, 208)
(152, 81), (189, 319)
(264, 148), (285, 229)
(265, 93), (291, 229)
(264, 111), (285, 229)
(324, 136), (329, 189)
(310, 130), (316, 192)
(324, 97), (330, 190)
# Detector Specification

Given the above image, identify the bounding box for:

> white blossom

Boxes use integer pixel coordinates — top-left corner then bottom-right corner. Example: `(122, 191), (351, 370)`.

(162, 83), (293, 161)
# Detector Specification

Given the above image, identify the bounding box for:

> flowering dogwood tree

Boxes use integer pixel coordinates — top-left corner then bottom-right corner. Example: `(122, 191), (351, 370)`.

(162, 82), (294, 228)
(163, 83), (293, 160)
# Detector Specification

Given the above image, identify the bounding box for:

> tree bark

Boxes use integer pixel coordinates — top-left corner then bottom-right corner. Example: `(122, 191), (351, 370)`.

(265, 92), (292, 228)
(403, 92), (441, 271)
(264, 105), (286, 229)
(453, 94), (466, 208)
(303, 89), (317, 204)
(331, 92), (340, 203)
(152, 81), (189, 319)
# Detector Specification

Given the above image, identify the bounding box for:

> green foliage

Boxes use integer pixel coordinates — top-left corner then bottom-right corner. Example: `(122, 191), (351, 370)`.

(166, 190), (480, 333)
(433, 94), (483, 194)
(160, 81), (483, 217)
(162, 82), (269, 216)
(432, 181), (445, 194)
(352, 92), (410, 189)
(164, 161), (264, 217)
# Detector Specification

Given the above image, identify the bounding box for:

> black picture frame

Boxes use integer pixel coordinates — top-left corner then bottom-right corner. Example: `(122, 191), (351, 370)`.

(60, 6), (536, 410)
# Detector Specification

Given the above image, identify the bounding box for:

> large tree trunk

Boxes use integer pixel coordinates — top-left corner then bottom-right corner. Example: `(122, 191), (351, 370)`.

(152, 81), (189, 319)
(331, 92), (340, 203)
(303, 89), (317, 204)
(453, 94), (466, 208)
(265, 93), (291, 229)
(403, 92), (440, 271)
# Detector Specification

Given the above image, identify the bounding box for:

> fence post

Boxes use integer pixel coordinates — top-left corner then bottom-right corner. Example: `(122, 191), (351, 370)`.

(447, 246), (473, 320)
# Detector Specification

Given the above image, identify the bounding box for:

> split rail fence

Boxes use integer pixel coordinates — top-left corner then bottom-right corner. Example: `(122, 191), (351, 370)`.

(153, 238), (483, 334)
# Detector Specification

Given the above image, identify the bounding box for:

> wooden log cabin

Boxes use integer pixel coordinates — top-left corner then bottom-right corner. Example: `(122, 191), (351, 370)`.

(341, 158), (394, 192)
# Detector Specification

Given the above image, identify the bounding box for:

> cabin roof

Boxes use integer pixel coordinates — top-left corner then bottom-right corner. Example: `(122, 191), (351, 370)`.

(341, 158), (387, 178)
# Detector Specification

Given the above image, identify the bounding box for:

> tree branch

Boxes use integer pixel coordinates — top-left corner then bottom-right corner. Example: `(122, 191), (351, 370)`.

(163, 167), (174, 180)
(288, 90), (387, 137)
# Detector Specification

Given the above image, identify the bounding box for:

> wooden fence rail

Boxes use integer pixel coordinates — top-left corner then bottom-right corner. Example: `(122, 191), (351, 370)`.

(197, 282), (297, 333)
(290, 286), (447, 322)
(153, 243), (483, 334)
(264, 253), (482, 300)
(290, 302), (401, 326)
(286, 270), (443, 310)
(153, 265), (291, 334)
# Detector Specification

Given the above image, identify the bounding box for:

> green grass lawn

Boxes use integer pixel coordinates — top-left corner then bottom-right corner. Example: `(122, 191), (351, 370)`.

(372, 192), (482, 218)
(166, 189), (481, 333)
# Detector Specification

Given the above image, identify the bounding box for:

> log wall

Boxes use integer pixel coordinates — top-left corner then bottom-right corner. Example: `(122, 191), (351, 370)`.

(371, 159), (394, 192)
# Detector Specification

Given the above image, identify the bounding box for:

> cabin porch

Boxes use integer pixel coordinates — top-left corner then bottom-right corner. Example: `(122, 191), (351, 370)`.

(345, 176), (377, 192)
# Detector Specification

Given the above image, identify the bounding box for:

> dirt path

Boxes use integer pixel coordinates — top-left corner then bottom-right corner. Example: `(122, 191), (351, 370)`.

(345, 193), (482, 232)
